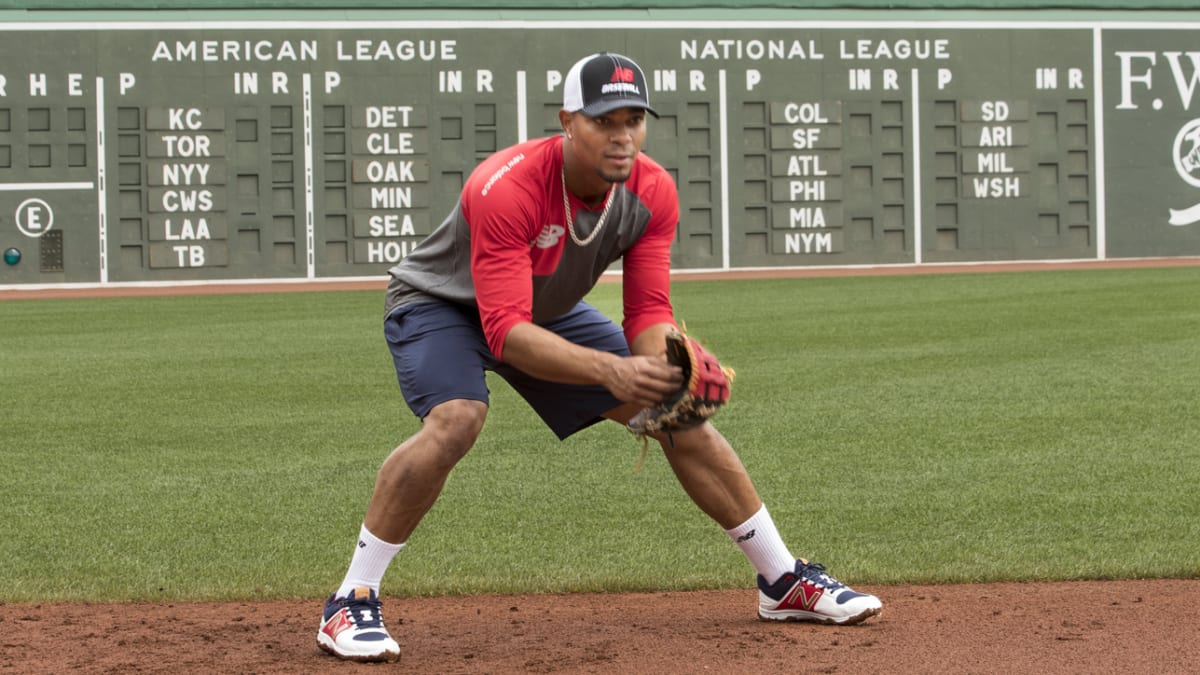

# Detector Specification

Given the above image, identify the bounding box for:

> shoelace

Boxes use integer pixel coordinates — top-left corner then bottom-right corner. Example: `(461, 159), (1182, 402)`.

(797, 562), (846, 591)
(341, 597), (385, 628)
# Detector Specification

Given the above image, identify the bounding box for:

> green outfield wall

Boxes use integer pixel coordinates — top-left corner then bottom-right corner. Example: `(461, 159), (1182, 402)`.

(4, 1), (1200, 9)
(1, 4), (1199, 287)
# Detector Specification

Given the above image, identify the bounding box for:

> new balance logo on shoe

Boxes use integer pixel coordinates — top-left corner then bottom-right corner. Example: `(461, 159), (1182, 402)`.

(736, 529), (756, 543)
(780, 579), (823, 612)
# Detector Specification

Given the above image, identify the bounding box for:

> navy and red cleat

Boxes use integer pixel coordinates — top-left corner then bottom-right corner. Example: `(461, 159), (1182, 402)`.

(758, 559), (882, 625)
(317, 586), (401, 662)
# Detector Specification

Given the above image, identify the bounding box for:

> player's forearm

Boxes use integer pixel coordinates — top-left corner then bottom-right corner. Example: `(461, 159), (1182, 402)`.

(500, 321), (623, 386)
(629, 322), (674, 357)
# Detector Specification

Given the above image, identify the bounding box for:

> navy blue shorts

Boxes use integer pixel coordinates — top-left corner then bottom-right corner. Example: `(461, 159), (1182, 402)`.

(384, 301), (629, 439)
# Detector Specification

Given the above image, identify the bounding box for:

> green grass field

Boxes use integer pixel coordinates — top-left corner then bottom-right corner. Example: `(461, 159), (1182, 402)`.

(2, 266), (1198, 603)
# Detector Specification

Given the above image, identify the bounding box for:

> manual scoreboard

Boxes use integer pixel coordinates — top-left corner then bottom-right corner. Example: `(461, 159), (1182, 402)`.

(1, 15), (1199, 286)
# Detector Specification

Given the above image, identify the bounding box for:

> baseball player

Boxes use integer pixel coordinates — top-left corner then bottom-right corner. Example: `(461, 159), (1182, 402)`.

(317, 52), (882, 663)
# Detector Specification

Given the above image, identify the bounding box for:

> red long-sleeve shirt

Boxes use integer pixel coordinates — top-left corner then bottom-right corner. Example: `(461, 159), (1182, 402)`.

(385, 135), (679, 360)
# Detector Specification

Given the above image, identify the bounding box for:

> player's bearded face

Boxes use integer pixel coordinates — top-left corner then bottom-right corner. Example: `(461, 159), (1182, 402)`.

(576, 108), (647, 184)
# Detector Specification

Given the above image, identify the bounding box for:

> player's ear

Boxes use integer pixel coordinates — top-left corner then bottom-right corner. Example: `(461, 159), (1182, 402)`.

(559, 110), (574, 139)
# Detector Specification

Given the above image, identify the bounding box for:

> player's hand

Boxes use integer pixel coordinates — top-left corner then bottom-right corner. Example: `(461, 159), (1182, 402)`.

(606, 354), (682, 408)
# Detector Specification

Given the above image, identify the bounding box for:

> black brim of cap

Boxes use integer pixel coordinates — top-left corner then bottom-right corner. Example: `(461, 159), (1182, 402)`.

(580, 99), (660, 118)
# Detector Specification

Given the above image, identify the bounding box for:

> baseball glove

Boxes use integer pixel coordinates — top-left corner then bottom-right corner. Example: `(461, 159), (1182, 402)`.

(627, 328), (735, 438)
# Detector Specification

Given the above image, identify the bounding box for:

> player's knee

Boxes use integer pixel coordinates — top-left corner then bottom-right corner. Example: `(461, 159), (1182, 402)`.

(423, 399), (487, 459)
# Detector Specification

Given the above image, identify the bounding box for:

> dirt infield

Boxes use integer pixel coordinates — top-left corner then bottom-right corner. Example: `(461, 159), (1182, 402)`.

(4, 257), (1199, 673)
(3, 581), (1199, 673)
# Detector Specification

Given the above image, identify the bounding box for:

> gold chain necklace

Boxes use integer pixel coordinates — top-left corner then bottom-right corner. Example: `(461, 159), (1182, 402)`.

(562, 167), (614, 247)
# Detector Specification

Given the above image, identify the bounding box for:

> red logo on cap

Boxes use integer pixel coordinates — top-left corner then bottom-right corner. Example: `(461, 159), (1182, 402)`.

(611, 66), (635, 83)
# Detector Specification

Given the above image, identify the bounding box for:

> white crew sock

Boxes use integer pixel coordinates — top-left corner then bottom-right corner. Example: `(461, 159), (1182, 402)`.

(336, 524), (405, 599)
(724, 504), (796, 585)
